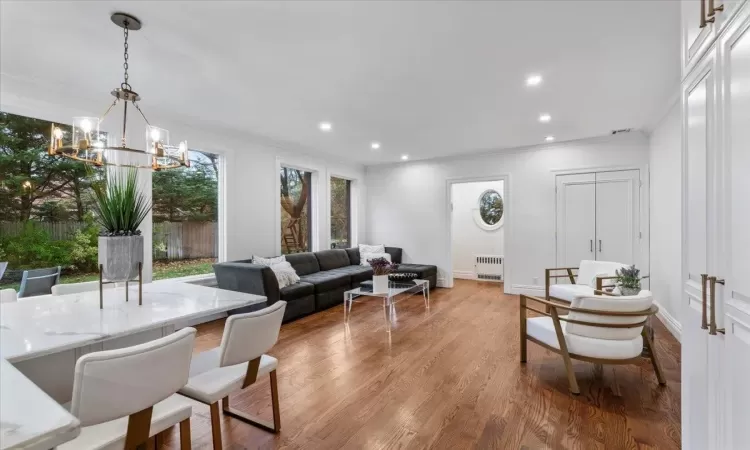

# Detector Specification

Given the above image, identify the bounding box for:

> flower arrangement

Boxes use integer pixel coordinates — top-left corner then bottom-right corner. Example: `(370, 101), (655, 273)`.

(368, 257), (398, 276)
(616, 265), (641, 295)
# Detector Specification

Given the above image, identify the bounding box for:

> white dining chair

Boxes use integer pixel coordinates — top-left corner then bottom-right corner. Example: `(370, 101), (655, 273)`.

(179, 301), (286, 450)
(59, 327), (197, 450)
(52, 281), (114, 296)
(0, 288), (17, 303)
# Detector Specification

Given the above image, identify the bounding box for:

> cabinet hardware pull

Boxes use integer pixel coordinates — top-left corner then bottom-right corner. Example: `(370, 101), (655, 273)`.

(708, 276), (726, 335)
(590, 239), (593, 252)
(598, 240), (602, 252)
(700, 0), (707, 27)
(701, 274), (708, 330)
(708, 0), (724, 16)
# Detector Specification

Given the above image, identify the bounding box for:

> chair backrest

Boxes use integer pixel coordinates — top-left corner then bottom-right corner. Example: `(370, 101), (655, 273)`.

(219, 301), (286, 368)
(576, 260), (627, 287)
(51, 281), (113, 296)
(18, 266), (61, 298)
(0, 262), (7, 280)
(566, 290), (653, 340)
(70, 327), (196, 426)
(0, 288), (17, 304)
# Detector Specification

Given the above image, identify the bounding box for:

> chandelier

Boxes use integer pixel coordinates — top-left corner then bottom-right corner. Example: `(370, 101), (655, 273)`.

(48, 13), (189, 170)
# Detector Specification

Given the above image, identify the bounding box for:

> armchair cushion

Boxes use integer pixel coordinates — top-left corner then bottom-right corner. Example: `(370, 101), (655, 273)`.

(566, 290), (653, 340)
(526, 317), (643, 360)
(548, 284), (594, 303)
(576, 260), (627, 287)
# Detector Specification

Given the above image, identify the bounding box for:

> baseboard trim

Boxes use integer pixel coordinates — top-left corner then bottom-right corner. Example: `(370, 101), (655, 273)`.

(452, 271), (476, 280)
(511, 284), (545, 296)
(654, 301), (681, 342)
(437, 277), (449, 288)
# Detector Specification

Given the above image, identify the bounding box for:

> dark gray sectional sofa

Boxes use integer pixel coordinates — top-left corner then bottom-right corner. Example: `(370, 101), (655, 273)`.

(213, 247), (437, 323)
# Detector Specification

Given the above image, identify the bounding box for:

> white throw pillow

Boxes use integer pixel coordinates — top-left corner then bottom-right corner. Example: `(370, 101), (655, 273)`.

(359, 244), (385, 259)
(360, 252), (392, 266)
(268, 261), (300, 289)
(252, 255), (286, 265)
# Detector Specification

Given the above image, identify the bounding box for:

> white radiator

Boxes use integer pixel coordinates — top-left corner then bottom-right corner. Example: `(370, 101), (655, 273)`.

(475, 254), (503, 282)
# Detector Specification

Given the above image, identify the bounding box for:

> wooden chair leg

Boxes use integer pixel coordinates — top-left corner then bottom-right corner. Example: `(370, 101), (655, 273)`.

(179, 418), (191, 450)
(519, 295), (527, 363)
(642, 328), (666, 385)
(270, 370), (281, 432)
(550, 308), (580, 395)
(209, 402), (223, 450)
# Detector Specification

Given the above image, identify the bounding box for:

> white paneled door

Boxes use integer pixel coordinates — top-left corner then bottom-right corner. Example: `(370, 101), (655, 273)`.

(555, 173), (596, 268)
(681, 47), (715, 450)
(595, 170), (639, 265)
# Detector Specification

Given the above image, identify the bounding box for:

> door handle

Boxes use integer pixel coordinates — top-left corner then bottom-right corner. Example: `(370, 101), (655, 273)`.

(598, 240), (602, 252)
(708, 276), (726, 335)
(590, 239), (593, 252)
(708, 0), (724, 16)
(701, 273), (708, 330)
(701, 0), (715, 27)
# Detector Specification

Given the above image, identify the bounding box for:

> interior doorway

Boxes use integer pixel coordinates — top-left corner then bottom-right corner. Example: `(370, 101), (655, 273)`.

(450, 179), (506, 289)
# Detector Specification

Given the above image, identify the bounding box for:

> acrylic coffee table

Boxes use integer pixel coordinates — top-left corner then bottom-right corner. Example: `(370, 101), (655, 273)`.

(343, 279), (430, 332)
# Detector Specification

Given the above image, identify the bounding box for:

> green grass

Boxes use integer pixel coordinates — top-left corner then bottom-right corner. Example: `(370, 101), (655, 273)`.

(0, 259), (214, 293)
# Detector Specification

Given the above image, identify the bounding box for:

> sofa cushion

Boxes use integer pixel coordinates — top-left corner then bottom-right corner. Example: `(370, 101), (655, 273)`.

(345, 248), (360, 265)
(279, 282), (315, 301)
(395, 263), (436, 278)
(285, 252), (320, 276)
(315, 249), (351, 271)
(549, 284), (595, 303)
(299, 272), (351, 293)
(526, 317), (643, 360)
(384, 247), (403, 264)
(327, 265), (373, 284)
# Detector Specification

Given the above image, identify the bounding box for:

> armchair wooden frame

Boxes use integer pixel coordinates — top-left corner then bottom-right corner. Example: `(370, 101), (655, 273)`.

(519, 294), (666, 395)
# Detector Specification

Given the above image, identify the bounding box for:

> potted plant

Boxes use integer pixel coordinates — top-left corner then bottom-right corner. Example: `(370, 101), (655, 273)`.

(92, 168), (151, 286)
(616, 265), (641, 296)
(368, 257), (396, 293)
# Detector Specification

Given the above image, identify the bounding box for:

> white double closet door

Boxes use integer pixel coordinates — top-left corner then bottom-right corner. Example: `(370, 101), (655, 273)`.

(556, 170), (641, 269)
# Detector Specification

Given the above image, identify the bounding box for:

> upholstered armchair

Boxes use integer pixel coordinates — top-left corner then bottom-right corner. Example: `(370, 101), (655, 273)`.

(545, 260), (627, 303)
(519, 291), (665, 395)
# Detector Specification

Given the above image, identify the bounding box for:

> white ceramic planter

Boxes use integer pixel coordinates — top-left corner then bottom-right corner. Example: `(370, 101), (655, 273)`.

(372, 275), (389, 293)
(98, 235), (144, 282)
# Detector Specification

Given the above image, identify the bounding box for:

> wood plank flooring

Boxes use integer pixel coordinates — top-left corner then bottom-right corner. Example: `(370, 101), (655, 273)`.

(159, 279), (681, 449)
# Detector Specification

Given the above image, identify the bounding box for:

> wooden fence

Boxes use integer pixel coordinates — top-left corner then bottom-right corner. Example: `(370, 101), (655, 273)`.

(0, 221), (217, 260)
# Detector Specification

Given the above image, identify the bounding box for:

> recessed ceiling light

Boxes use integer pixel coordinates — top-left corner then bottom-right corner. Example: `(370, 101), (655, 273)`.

(539, 114), (551, 123)
(545, 135), (555, 142)
(526, 74), (543, 86)
(318, 122), (332, 132)
(401, 154), (409, 161)
(371, 142), (381, 150)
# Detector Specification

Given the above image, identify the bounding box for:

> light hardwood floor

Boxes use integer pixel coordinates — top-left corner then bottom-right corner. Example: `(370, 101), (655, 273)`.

(158, 279), (681, 449)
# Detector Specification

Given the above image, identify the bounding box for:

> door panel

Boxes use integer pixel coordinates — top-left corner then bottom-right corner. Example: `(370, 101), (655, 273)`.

(556, 173), (595, 269)
(594, 170), (639, 265)
(682, 50), (716, 450)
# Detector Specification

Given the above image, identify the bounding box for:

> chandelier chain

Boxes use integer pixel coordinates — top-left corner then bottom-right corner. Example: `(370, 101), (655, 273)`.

(122, 24), (130, 90)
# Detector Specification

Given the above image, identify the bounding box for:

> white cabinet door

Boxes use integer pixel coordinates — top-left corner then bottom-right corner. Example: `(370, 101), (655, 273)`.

(683, 0), (716, 76)
(719, 5), (750, 448)
(682, 47), (717, 450)
(594, 170), (639, 265)
(556, 173), (595, 268)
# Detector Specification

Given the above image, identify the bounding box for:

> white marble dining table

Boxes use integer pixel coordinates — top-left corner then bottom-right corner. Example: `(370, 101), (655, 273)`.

(0, 359), (80, 450)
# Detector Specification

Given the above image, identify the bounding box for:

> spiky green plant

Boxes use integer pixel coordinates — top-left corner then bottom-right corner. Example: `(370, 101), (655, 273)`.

(91, 168), (151, 235)
(616, 265), (641, 290)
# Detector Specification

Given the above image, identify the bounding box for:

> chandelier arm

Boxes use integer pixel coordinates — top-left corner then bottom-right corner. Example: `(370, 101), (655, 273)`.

(99, 98), (119, 121)
(132, 101), (152, 126)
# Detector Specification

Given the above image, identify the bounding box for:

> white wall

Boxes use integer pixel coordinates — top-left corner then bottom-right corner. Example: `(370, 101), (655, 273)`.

(365, 133), (650, 292)
(0, 81), (367, 270)
(451, 180), (504, 276)
(648, 102), (682, 339)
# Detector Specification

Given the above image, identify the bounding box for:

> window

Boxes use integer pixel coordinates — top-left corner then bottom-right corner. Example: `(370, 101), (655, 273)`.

(330, 177), (351, 249)
(476, 189), (504, 230)
(151, 149), (220, 280)
(0, 111), (104, 290)
(280, 167), (312, 254)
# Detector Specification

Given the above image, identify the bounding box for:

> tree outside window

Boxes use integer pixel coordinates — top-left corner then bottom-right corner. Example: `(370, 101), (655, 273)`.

(280, 167), (312, 254)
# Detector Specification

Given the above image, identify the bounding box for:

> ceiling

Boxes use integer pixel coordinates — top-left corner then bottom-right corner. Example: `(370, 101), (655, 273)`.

(0, 1), (680, 165)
